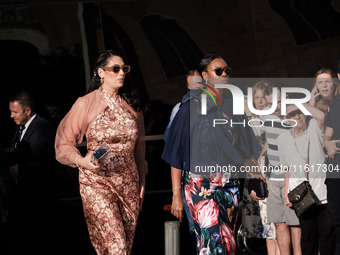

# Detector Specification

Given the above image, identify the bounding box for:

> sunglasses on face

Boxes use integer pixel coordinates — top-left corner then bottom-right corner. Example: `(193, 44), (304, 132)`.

(103, 65), (131, 73)
(286, 110), (303, 119)
(209, 66), (232, 76)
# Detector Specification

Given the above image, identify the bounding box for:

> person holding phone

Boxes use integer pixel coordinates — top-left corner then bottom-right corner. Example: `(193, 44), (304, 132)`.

(55, 50), (147, 255)
(309, 68), (339, 108)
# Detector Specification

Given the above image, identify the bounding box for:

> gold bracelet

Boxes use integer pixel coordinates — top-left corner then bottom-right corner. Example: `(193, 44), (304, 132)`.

(75, 155), (82, 168)
(172, 186), (181, 191)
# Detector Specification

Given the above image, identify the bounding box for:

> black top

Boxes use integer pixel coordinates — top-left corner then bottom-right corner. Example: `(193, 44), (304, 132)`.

(162, 89), (261, 178)
(324, 94), (340, 140)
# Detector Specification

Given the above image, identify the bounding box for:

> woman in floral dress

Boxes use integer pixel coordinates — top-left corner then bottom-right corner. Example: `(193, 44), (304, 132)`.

(55, 50), (147, 255)
(162, 54), (262, 254)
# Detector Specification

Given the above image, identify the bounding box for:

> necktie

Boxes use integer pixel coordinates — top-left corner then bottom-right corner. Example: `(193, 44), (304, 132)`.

(15, 125), (25, 150)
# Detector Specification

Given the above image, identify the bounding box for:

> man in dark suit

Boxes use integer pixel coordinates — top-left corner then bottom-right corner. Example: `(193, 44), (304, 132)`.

(8, 90), (57, 254)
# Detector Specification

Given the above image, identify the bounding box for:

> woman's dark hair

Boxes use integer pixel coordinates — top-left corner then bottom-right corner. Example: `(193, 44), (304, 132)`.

(88, 50), (141, 111)
(197, 53), (224, 76)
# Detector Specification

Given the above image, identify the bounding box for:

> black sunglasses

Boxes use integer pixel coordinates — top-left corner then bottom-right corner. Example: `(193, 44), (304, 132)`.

(208, 66), (232, 76)
(103, 65), (131, 73)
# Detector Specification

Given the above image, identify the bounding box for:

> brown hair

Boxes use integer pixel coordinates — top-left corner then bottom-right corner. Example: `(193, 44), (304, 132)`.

(314, 68), (340, 96)
(315, 98), (331, 113)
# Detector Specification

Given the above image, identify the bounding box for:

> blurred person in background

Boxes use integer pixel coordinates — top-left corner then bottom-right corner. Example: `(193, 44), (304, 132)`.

(243, 80), (280, 255)
(163, 69), (201, 254)
(8, 90), (57, 255)
(323, 65), (340, 255)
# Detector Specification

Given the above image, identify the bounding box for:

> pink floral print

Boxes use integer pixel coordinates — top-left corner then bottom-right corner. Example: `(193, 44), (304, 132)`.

(79, 89), (140, 255)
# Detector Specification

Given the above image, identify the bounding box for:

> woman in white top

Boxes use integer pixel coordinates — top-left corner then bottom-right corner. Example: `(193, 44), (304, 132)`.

(279, 105), (334, 255)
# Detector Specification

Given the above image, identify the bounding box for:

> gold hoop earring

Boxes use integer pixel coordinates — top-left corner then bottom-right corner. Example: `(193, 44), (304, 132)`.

(100, 77), (104, 84)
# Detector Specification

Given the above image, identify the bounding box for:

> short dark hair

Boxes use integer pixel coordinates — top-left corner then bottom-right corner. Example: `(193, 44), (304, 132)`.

(197, 53), (224, 76)
(9, 90), (36, 113)
(186, 69), (199, 78)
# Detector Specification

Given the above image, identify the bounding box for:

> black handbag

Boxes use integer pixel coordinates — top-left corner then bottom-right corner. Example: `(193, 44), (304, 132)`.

(288, 179), (320, 217)
(287, 130), (320, 217)
(247, 178), (268, 198)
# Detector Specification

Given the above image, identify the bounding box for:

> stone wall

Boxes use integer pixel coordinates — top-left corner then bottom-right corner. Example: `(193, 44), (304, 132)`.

(1, 0), (340, 106)
(101, 0), (340, 104)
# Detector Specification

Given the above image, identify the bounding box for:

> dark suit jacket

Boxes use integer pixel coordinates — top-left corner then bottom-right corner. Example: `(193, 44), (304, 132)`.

(12, 114), (57, 215)
(10, 114), (58, 254)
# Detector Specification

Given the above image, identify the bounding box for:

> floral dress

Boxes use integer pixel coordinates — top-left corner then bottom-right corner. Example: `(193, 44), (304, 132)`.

(162, 91), (261, 255)
(79, 90), (140, 255)
(184, 171), (240, 254)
